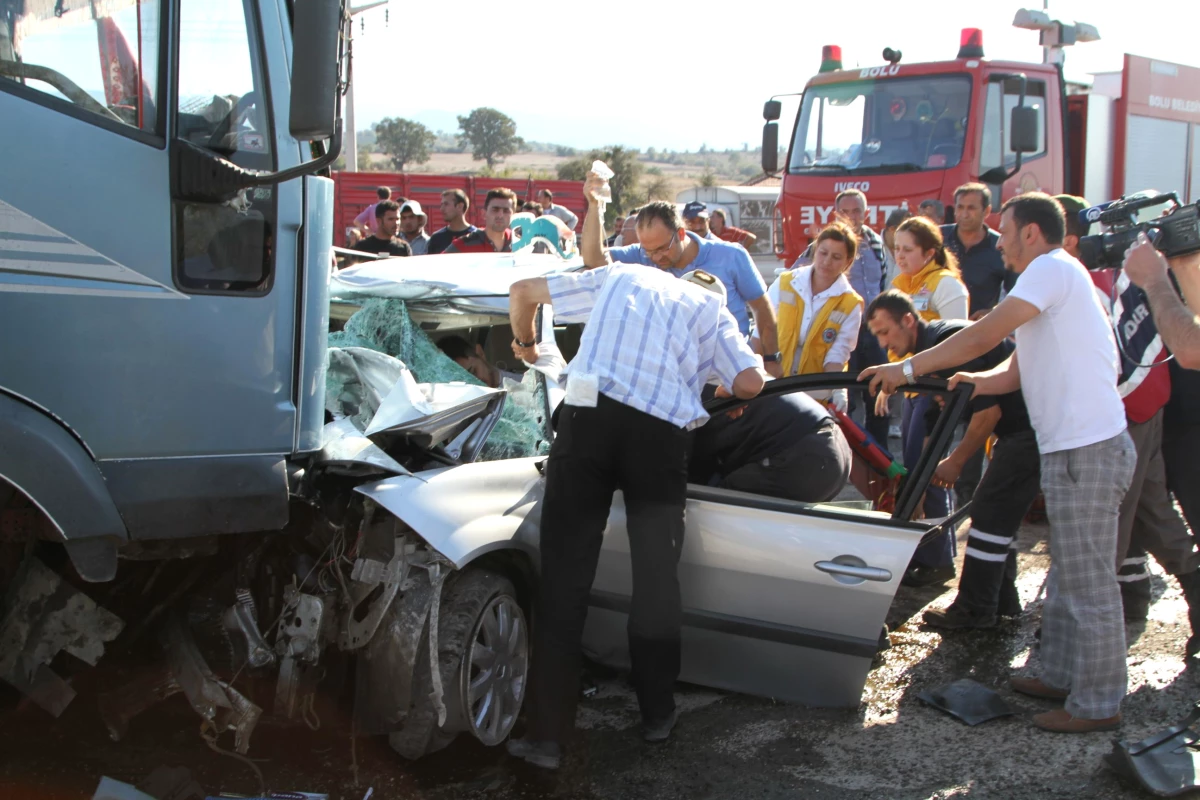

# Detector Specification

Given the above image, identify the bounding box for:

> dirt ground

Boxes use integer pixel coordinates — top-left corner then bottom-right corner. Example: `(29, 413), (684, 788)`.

(2, 518), (1194, 800)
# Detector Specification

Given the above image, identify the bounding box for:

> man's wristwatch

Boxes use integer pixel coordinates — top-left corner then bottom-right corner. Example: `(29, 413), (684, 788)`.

(513, 336), (536, 348)
(901, 359), (916, 385)
(762, 352), (782, 364)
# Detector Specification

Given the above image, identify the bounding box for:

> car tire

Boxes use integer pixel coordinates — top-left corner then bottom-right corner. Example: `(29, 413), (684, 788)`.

(387, 569), (528, 759)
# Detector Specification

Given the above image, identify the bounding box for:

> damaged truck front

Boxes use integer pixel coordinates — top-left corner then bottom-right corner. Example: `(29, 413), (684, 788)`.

(0, 0), (547, 761)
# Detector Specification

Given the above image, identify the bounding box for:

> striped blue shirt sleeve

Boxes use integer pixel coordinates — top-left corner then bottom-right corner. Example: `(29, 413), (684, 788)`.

(608, 245), (649, 265)
(709, 305), (761, 389)
(546, 267), (611, 322)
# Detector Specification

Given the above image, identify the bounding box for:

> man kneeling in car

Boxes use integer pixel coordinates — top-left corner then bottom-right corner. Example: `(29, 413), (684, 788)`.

(690, 389), (852, 503)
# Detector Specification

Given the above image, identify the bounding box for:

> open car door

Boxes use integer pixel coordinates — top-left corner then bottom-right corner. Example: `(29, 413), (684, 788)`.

(582, 373), (973, 707)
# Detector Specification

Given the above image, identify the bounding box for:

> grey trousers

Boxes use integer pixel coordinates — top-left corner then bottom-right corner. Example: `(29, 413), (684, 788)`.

(1116, 410), (1200, 583)
(1039, 431), (1136, 720)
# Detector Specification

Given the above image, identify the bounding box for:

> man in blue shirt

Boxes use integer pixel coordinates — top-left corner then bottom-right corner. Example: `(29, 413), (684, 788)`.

(581, 183), (780, 374)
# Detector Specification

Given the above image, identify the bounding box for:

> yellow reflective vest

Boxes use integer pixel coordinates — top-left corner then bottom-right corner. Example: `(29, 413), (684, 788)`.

(776, 269), (863, 377)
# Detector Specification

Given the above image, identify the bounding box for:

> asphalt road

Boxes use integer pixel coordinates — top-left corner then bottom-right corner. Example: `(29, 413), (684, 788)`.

(2, 517), (1195, 800)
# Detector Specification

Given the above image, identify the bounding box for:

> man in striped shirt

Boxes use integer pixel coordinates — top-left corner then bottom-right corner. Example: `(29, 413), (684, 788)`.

(504, 265), (767, 769)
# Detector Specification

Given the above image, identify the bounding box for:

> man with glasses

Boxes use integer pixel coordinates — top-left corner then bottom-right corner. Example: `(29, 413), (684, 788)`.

(581, 175), (780, 373)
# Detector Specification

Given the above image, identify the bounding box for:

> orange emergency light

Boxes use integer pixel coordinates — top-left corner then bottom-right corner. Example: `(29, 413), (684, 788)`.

(958, 28), (984, 59)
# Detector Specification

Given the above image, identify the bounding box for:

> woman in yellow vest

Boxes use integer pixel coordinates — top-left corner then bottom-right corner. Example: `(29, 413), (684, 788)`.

(756, 222), (863, 409)
(890, 216), (969, 322)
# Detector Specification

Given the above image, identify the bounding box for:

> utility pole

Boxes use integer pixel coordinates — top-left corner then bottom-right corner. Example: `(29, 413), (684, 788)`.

(345, 1), (388, 172)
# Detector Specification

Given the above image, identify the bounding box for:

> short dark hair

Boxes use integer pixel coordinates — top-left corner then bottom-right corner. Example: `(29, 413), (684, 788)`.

(636, 201), (683, 232)
(521, 201), (543, 216)
(919, 198), (945, 220)
(954, 182), (992, 209)
(485, 187), (518, 209)
(375, 200), (400, 219)
(1001, 192), (1065, 245)
(867, 289), (920, 325)
(437, 335), (474, 361)
(710, 208), (727, 222)
(376, 186), (391, 201)
(884, 208), (912, 230)
(539, 189), (553, 201)
(443, 189), (469, 212)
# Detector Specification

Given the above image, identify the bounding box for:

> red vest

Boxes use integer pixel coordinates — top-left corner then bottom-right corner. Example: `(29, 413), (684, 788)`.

(1089, 268), (1171, 424)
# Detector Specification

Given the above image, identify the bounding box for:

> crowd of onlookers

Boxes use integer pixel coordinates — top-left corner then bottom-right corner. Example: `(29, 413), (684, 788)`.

(341, 185), (582, 262)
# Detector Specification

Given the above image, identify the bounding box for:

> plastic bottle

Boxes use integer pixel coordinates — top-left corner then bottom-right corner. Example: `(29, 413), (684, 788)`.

(591, 160), (614, 204)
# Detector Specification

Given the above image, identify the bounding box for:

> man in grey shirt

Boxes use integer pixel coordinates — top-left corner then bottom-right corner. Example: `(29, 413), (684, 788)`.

(537, 189), (579, 231)
(399, 201), (430, 255)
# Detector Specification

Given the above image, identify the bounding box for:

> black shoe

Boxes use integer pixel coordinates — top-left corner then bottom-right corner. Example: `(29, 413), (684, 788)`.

(1176, 569), (1200, 657)
(902, 564), (956, 588)
(642, 709), (678, 743)
(923, 603), (996, 630)
(998, 584), (1024, 618)
(506, 737), (561, 770)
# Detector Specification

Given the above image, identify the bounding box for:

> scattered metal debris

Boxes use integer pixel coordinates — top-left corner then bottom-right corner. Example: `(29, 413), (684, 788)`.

(0, 556), (124, 716)
(1107, 704), (1200, 797)
(916, 678), (1016, 726)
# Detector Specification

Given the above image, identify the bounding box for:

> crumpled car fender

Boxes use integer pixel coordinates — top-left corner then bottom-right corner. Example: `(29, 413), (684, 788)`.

(355, 457), (544, 570)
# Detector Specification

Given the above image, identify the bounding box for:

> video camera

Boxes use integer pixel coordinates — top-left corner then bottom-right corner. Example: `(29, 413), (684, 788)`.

(1076, 191), (1200, 270)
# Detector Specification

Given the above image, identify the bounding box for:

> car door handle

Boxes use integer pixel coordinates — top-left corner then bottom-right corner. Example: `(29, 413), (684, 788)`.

(815, 561), (893, 582)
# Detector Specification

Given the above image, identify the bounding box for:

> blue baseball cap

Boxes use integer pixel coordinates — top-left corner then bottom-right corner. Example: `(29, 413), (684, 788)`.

(683, 201), (709, 219)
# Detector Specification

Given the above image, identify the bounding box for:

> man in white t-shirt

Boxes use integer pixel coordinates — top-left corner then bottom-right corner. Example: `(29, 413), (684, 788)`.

(860, 192), (1136, 734)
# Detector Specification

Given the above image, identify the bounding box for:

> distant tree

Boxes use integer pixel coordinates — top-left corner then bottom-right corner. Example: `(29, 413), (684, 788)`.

(357, 149), (374, 171)
(698, 169), (718, 188)
(557, 145), (644, 220)
(555, 145), (577, 158)
(373, 117), (434, 172)
(698, 143), (709, 154)
(457, 107), (524, 168)
(646, 166), (664, 176)
(643, 175), (672, 202)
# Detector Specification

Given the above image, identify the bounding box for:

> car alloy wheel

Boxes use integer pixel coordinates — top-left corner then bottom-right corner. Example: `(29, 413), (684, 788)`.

(461, 592), (527, 746)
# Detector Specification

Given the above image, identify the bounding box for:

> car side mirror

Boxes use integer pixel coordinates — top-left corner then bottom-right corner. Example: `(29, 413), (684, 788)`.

(290, 0), (343, 141)
(762, 123), (779, 174)
(763, 100), (782, 122)
(1009, 105), (1039, 154)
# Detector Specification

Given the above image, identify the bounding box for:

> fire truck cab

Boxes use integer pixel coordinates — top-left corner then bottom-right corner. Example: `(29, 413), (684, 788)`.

(762, 28), (1054, 265)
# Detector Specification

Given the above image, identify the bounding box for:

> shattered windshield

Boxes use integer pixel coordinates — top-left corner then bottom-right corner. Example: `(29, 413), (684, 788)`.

(329, 298), (552, 462)
(789, 75), (972, 173)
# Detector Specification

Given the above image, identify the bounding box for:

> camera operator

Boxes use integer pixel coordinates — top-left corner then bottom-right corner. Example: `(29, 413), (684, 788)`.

(1123, 236), (1200, 369)
(1060, 196), (1200, 657)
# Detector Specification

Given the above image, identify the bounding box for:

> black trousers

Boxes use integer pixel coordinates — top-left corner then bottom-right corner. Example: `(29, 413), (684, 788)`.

(1162, 420), (1200, 541)
(720, 421), (852, 503)
(955, 430), (1041, 615)
(527, 395), (690, 744)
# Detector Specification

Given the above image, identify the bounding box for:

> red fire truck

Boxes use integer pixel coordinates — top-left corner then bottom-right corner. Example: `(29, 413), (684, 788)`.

(761, 20), (1200, 265)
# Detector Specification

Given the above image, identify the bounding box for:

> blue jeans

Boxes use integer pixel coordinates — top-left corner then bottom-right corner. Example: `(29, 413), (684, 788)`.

(902, 395), (954, 568)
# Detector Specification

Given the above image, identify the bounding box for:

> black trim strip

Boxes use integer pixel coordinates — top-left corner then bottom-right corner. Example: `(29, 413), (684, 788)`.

(589, 589), (880, 659)
(686, 484), (927, 531)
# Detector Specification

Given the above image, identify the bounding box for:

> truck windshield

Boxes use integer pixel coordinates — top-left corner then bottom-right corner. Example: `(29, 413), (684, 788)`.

(789, 75), (972, 174)
(1, 0), (159, 132)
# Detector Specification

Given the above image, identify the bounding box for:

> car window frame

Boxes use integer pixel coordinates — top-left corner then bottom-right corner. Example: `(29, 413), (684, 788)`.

(701, 372), (974, 526)
(0, 2), (169, 148)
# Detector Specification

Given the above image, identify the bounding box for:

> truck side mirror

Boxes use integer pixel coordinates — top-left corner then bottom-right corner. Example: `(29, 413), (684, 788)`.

(762, 123), (779, 174)
(290, 0), (344, 141)
(763, 100), (782, 122)
(1009, 105), (1039, 154)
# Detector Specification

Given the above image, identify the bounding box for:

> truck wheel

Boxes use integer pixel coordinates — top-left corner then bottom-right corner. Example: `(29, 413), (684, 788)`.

(387, 569), (528, 759)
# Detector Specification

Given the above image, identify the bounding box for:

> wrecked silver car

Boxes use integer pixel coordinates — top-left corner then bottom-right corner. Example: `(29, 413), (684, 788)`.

(0, 250), (969, 763)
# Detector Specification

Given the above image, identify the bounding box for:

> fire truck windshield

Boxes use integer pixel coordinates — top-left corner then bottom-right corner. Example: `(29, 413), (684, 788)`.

(789, 75), (972, 175)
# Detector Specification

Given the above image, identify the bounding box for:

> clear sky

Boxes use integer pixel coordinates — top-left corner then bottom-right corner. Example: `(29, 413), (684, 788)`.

(350, 0), (1200, 151)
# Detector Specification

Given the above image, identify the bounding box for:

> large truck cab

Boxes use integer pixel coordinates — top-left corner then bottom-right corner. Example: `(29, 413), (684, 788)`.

(0, 0), (343, 579)
(764, 29), (1059, 264)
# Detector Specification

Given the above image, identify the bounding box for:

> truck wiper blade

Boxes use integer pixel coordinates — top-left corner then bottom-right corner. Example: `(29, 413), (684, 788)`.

(863, 162), (924, 173)
(795, 163), (851, 173)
